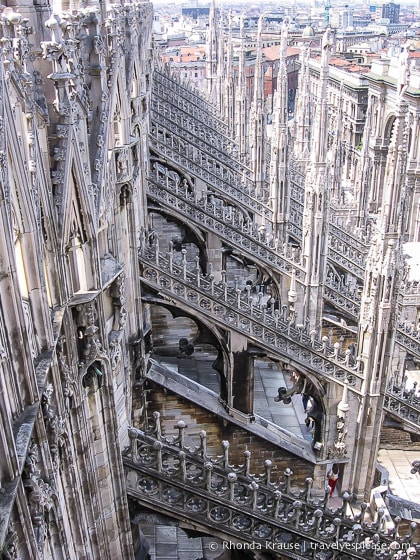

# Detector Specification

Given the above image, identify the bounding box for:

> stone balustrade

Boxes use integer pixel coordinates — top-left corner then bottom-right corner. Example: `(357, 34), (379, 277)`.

(152, 98), (250, 178)
(147, 168), (306, 282)
(383, 372), (420, 432)
(289, 196), (367, 280)
(328, 246), (366, 281)
(152, 69), (370, 284)
(153, 66), (228, 131)
(139, 243), (364, 392)
(146, 167), (420, 398)
(149, 126), (272, 220)
(148, 68), (420, 430)
(395, 326), (420, 364)
(124, 422), (419, 559)
(150, 111), (265, 206)
(288, 221), (303, 241)
(384, 392), (420, 431)
(401, 281), (420, 296)
(387, 380), (420, 410)
(329, 223), (369, 255)
(149, 161), (367, 314)
(324, 278), (361, 320)
(321, 284), (420, 373)
(155, 92), (225, 133)
(289, 163), (370, 255)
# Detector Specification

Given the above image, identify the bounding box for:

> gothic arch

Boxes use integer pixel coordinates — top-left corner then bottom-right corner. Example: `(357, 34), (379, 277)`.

(383, 114), (396, 147)
(148, 208), (208, 273)
(119, 182), (133, 206)
(150, 153), (195, 190)
(143, 297), (230, 403)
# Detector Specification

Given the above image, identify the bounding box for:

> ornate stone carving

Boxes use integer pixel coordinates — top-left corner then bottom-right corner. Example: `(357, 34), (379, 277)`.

(115, 146), (131, 182)
(140, 242), (363, 392)
(76, 302), (105, 366)
(27, 478), (54, 554)
(108, 331), (122, 370)
(22, 441), (37, 482)
(124, 425), (414, 557)
(1, 529), (18, 560)
(332, 382), (349, 458)
(40, 384), (65, 467)
(109, 274), (127, 329)
(20, 437), (54, 553)
(56, 125), (68, 138)
(57, 335), (75, 409)
(106, 274), (127, 371)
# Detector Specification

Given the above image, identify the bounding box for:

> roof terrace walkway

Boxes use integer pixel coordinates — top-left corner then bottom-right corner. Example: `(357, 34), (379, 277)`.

(147, 69), (420, 432)
(146, 159), (420, 423)
(124, 378), (418, 560)
(129, 358), (420, 558)
(151, 69), (369, 282)
(139, 242), (420, 434)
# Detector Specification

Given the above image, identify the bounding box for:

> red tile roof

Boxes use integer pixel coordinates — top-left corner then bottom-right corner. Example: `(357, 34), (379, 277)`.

(262, 45), (301, 61)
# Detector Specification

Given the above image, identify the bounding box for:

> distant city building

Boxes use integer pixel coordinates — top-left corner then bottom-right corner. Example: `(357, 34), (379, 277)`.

(381, 1), (400, 23)
(181, 6), (210, 19)
(160, 45), (207, 91)
(330, 4), (354, 30)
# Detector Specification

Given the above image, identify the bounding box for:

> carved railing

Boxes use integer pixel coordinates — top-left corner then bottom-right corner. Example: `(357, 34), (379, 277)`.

(149, 69), (420, 404)
(287, 229), (365, 282)
(153, 70), (229, 135)
(383, 370), (420, 432)
(320, 290), (420, 372)
(151, 70), (273, 214)
(149, 124), (272, 220)
(289, 198), (303, 228)
(124, 421), (418, 559)
(289, 164), (369, 262)
(384, 391), (420, 432)
(288, 220), (303, 242)
(324, 277), (361, 320)
(152, 97), (251, 179)
(153, 72), (370, 283)
(147, 167), (306, 282)
(329, 223), (369, 255)
(289, 193), (366, 282)
(329, 237), (366, 280)
(155, 71), (370, 267)
(395, 326), (420, 364)
(400, 281), (420, 297)
(150, 111), (272, 212)
(289, 161), (369, 251)
(328, 246), (365, 281)
(147, 168), (420, 374)
(139, 244), (363, 392)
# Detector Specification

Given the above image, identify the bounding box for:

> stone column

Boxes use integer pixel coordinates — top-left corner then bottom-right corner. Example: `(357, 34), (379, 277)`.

(206, 232), (224, 283)
(228, 332), (254, 416)
(349, 93), (408, 499)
